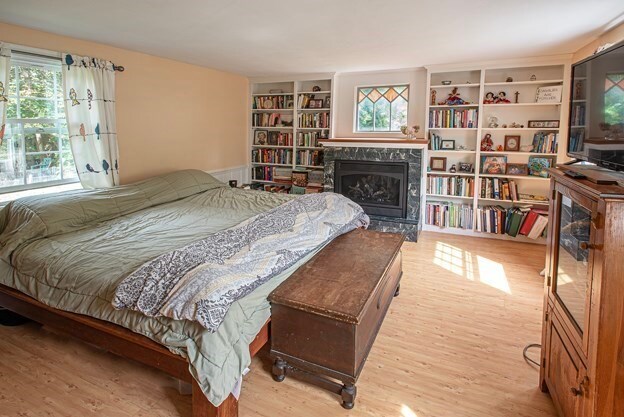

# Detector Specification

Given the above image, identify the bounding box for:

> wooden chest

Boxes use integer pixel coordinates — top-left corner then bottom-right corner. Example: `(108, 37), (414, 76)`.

(268, 228), (404, 409)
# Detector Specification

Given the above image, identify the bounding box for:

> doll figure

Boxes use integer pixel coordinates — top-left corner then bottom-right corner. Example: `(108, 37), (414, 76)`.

(483, 92), (496, 104)
(495, 91), (511, 103)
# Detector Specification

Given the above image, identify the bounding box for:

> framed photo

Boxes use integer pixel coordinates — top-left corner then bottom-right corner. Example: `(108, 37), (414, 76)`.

(528, 156), (555, 177)
(441, 139), (455, 150)
(506, 163), (528, 175)
(528, 120), (560, 128)
(324, 96), (331, 108)
(481, 156), (507, 174)
(254, 130), (268, 145)
(308, 100), (317, 109)
(430, 157), (447, 172)
(536, 85), (563, 103)
(504, 135), (521, 151)
(458, 162), (473, 173)
(315, 99), (325, 108)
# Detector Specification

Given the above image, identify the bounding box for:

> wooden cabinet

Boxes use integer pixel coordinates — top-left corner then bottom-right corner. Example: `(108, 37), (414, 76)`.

(540, 166), (624, 417)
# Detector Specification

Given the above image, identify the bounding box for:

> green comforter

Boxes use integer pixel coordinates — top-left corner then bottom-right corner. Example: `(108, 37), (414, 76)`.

(0, 170), (311, 406)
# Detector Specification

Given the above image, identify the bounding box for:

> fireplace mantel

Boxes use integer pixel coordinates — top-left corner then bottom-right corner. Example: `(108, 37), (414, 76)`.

(320, 138), (428, 149)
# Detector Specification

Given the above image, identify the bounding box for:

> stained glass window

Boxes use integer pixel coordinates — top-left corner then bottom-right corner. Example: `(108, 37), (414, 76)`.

(604, 73), (624, 126)
(356, 85), (408, 132)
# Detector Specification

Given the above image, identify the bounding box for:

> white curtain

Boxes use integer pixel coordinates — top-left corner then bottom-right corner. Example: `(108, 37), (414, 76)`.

(62, 54), (119, 188)
(0, 44), (10, 148)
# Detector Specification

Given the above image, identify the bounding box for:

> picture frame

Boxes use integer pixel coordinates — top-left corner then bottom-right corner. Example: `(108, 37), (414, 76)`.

(440, 139), (455, 150)
(535, 85), (563, 103)
(480, 156), (507, 174)
(458, 162), (473, 173)
(324, 96), (331, 108)
(315, 99), (325, 108)
(430, 157), (447, 172)
(504, 135), (521, 152)
(527, 120), (560, 129)
(506, 163), (528, 176)
(254, 130), (268, 145)
(308, 100), (317, 109)
(528, 156), (555, 178)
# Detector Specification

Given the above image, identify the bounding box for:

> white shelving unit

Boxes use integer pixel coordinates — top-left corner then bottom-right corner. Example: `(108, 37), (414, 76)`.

(423, 60), (571, 243)
(249, 75), (333, 191)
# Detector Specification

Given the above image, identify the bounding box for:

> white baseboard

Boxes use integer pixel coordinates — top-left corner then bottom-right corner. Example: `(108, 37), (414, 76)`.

(207, 165), (249, 185)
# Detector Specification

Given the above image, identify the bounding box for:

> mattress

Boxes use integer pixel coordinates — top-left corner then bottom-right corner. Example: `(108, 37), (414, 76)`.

(0, 170), (317, 406)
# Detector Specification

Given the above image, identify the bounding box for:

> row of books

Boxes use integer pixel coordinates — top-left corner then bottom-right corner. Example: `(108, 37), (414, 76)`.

(480, 177), (520, 201)
(295, 150), (323, 166)
(251, 183), (291, 193)
(569, 128), (585, 152)
(476, 206), (548, 239)
(251, 166), (292, 183)
(571, 104), (586, 126)
(252, 113), (292, 128)
(297, 94), (313, 109)
(297, 131), (326, 147)
(531, 132), (559, 154)
(251, 149), (292, 165)
(429, 109), (478, 129)
(260, 132), (293, 146)
(425, 203), (473, 230)
(428, 132), (454, 150)
(427, 176), (474, 197)
(298, 113), (329, 128)
(253, 95), (292, 110)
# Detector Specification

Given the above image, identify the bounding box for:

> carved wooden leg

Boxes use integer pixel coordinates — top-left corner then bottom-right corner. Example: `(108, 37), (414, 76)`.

(192, 380), (238, 417)
(340, 383), (357, 409)
(272, 358), (287, 382)
(394, 283), (401, 297)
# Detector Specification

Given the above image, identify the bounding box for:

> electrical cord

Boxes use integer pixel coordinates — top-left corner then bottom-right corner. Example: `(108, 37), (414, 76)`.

(523, 343), (541, 367)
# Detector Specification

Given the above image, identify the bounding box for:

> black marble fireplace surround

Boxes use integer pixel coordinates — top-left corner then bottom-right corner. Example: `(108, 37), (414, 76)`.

(324, 146), (422, 241)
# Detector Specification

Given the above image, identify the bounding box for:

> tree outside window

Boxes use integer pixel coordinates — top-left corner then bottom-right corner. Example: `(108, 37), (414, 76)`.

(356, 85), (408, 132)
(604, 73), (624, 126)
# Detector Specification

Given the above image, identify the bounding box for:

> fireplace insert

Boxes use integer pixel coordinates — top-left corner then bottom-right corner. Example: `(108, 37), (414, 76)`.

(334, 160), (408, 218)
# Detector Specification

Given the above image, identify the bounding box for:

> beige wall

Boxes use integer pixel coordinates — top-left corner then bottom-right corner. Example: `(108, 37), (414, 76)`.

(0, 22), (248, 184)
(573, 22), (624, 62)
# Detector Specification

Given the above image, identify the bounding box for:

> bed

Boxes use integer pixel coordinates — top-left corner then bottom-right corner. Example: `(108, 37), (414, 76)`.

(0, 169), (368, 417)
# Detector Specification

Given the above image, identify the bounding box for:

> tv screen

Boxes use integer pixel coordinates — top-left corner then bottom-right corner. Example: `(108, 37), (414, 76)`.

(568, 41), (624, 171)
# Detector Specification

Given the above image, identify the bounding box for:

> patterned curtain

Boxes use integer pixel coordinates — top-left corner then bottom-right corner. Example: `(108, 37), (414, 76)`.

(0, 44), (10, 148)
(62, 54), (119, 188)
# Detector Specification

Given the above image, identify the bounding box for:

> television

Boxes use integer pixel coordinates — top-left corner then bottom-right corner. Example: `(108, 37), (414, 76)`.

(568, 40), (624, 172)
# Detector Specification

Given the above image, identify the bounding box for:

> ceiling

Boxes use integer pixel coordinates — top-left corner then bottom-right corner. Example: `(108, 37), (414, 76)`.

(1, 0), (623, 77)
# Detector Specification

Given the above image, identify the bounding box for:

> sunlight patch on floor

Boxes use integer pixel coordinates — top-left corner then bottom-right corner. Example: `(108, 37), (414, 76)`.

(477, 255), (511, 294)
(433, 241), (467, 277)
(401, 404), (418, 417)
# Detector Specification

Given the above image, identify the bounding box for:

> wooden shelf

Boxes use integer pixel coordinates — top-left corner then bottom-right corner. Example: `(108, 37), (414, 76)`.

(298, 108), (331, 112)
(298, 90), (331, 94)
(480, 151), (558, 156)
(429, 150), (476, 154)
(252, 145), (293, 149)
(252, 93), (293, 97)
(251, 162), (292, 167)
(297, 146), (324, 150)
(483, 128), (560, 131)
(298, 127), (330, 131)
(296, 165), (324, 169)
(430, 83), (479, 88)
(252, 126), (294, 130)
(430, 104), (479, 108)
(483, 102), (561, 107)
(480, 173), (550, 181)
(484, 79), (563, 86)
(428, 127), (478, 131)
(478, 197), (549, 205)
(426, 194), (474, 200)
(252, 109), (292, 112)
(251, 179), (292, 185)
(427, 171), (475, 177)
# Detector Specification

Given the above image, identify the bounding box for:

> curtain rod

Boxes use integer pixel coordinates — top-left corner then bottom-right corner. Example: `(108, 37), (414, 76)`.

(14, 50), (125, 72)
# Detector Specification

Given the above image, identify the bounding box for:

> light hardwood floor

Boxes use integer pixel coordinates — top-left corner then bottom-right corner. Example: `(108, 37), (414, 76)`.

(0, 232), (557, 417)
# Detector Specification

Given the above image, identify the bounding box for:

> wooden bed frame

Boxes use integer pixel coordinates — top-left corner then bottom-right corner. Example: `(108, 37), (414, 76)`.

(0, 283), (269, 417)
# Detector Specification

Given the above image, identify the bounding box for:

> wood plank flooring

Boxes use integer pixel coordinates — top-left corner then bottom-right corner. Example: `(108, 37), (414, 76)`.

(0, 232), (557, 417)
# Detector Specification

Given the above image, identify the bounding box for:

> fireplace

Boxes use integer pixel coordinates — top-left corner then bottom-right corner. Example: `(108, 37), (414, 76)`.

(334, 160), (408, 218)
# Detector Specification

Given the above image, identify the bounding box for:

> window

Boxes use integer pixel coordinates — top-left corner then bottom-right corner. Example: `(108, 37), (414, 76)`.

(3, 53), (77, 192)
(356, 85), (409, 132)
(604, 72), (624, 126)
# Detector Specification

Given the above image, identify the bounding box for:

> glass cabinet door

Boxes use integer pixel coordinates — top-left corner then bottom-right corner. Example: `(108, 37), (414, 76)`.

(553, 194), (592, 334)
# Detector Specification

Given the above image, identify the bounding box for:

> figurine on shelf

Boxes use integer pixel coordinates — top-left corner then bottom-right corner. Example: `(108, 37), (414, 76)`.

(449, 164), (457, 173)
(457, 144), (468, 150)
(496, 145), (504, 151)
(431, 89), (437, 106)
(483, 92), (496, 104)
(509, 122), (524, 128)
(487, 116), (499, 128)
(502, 124), (508, 128)
(530, 74), (537, 81)
(400, 125), (420, 139)
(481, 133), (494, 151)
(441, 87), (468, 105)
(575, 81), (582, 100)
(495, 91), (511, 103)
(506, 77), (513, 82)
(514, 91), (520, 103)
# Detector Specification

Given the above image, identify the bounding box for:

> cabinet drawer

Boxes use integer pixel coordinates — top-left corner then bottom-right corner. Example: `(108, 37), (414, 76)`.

(546, 310), (588, 417)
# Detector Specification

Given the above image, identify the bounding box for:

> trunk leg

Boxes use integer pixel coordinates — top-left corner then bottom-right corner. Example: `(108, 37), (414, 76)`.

(192, 380), (238, 417)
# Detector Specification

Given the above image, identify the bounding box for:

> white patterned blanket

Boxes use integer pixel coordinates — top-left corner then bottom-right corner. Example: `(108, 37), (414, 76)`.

(112, 193), (369, 332)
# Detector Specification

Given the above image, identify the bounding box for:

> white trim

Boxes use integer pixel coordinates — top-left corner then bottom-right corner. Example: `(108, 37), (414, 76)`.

(206, 165), (250, 184)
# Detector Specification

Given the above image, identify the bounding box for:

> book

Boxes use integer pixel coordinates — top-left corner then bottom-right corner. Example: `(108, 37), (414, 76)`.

(527, 215), (549, 239)
(519, 210), (540, 235)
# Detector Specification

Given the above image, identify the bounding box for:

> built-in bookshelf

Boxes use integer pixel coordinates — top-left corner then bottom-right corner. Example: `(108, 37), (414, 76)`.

(249, 76), (333, 192)
(423, 61), (570, 243)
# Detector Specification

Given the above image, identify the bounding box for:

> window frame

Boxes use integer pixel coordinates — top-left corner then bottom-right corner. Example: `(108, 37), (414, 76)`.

(353, 84), (410, 134)
(2, 52), (79, 194)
